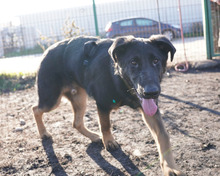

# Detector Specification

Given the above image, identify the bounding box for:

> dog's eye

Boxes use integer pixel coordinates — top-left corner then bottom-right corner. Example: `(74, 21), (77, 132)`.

(131, 60), (137, 65)
(130, 58), (139, 67)
(153, 59), (159, 65)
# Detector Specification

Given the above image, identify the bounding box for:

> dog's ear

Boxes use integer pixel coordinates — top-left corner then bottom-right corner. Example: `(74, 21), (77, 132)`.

(84, 41), (97, 57)
(108, 36), (135, 62)
(149, 35), (176, 62)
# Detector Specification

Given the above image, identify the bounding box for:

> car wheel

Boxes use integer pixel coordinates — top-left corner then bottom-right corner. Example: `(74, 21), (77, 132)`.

(162, 30), (174, 41)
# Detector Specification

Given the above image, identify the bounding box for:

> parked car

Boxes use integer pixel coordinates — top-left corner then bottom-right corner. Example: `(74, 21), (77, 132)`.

(105, 17), (181, 40)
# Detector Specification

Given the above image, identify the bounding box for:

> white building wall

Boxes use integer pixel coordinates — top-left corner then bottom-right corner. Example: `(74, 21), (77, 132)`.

(0, 33), (4, 57)
(19, 5), (95, 39)
(22, 27), (36, 49)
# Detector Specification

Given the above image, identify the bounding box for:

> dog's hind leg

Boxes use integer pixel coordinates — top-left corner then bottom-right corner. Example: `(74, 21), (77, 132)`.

(141, 110), (185, 176)
(97, 108), (120, 151)
(33, 81), (63, 139)
(32, 106), (52, 139)
(65, 87), (101, 142)
(32, 94), (62, 139)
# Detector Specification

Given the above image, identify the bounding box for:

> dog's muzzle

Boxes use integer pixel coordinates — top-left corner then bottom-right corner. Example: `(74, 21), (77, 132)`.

(136, 85), (159, 117)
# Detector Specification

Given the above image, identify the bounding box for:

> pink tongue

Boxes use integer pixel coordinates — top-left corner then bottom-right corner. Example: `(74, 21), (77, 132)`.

(141, 99), (158, 117)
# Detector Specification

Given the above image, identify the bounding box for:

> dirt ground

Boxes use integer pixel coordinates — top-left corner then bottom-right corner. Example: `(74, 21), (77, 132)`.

(0, 67), (220, 176)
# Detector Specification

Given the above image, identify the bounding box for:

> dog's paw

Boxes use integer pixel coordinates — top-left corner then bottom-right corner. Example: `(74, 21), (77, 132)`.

(102, 133), (120, 151)
(105, 140), (120, 151)
(164, 167), (186, 176)
(90, 134), (102, 143)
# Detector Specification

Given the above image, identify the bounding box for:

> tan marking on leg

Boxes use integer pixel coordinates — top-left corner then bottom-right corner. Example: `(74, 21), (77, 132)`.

(98, 108), (119, 150)
(141, 110), (185, 176)
(32, 106), (52, 139)
(32, 93), (62, 139)
(66, 87), (101, 142)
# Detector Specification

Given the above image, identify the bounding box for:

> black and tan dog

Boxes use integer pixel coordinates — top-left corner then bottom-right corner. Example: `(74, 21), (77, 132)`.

(33, 35), (185, 176)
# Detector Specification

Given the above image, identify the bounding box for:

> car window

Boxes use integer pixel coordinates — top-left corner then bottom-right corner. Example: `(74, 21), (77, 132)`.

(119, 20), (133, 27)
(136, 19), (155, 26)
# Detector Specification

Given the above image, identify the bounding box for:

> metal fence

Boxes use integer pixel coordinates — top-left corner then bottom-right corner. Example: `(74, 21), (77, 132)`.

(0, 0), (208, 63)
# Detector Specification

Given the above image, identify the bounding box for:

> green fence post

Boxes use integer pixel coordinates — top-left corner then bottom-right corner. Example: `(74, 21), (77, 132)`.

(203, 0), (212, 59)
(93, 0), (99, 36)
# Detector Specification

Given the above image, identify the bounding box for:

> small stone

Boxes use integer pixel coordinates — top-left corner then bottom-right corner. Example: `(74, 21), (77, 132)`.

(20, 119), (26, 126)
(14, 127), (23, 132)
(133, 149), (142, 157)
(160, 109), (165, 115)
(19, 148), (23, 152)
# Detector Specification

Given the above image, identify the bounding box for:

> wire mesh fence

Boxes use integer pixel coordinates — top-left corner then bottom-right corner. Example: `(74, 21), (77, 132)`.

(0, 0), (206, 63)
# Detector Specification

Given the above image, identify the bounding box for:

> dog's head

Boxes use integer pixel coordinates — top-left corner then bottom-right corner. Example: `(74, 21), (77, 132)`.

(109, 35), (176, 116)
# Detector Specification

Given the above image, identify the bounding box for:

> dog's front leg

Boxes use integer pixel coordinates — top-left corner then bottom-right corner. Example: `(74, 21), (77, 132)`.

(141, 110), (185, 176)
(97, 108), (120, 151)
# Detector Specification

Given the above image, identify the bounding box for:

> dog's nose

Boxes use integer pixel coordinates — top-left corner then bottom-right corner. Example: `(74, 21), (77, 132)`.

(143, 86), (160, 99)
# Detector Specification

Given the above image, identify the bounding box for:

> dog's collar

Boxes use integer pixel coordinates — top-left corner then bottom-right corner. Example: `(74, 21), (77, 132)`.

(122, 74), (139, 98)
(121, 75), (142, 108)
